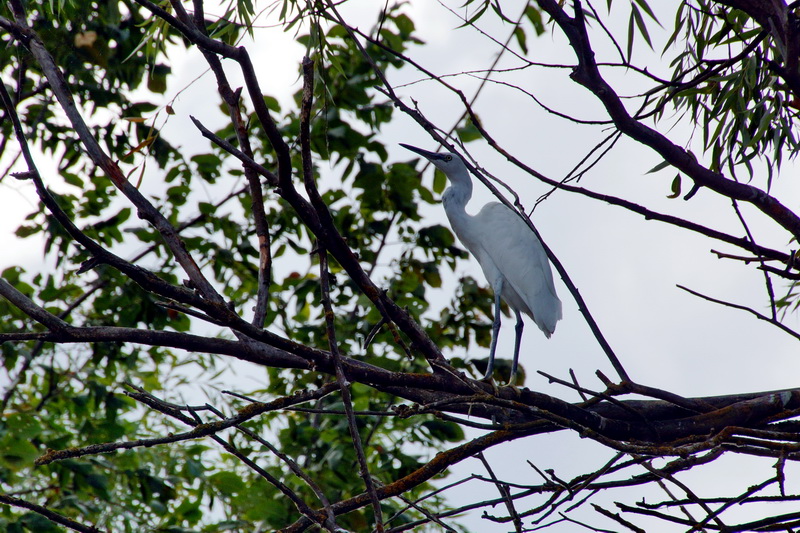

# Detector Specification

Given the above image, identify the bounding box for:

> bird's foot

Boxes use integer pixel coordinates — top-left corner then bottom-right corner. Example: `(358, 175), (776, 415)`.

(500, 381), (523, 397)
(480, 374), (501, 395)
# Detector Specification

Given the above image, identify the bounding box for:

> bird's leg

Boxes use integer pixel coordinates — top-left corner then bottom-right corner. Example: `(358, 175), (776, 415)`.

(507, 310), (524, 386)
(483, 287), (503, 381)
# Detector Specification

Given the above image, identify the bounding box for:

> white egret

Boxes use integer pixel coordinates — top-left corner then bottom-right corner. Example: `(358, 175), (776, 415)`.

(401, 144), (562, 383)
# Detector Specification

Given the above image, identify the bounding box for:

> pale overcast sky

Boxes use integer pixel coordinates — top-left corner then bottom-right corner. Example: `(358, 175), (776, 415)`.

(2, 2), (799, 531)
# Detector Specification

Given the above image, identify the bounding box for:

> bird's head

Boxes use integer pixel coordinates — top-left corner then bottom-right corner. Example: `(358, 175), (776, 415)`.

(400, 143), (465, 176)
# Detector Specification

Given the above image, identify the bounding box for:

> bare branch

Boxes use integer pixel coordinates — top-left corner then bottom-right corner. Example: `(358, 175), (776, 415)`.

(37, 382), (338, 464)
(0, 493), (104, 533)
(677, 284), (800, 342)
(301, 54), (384, 531)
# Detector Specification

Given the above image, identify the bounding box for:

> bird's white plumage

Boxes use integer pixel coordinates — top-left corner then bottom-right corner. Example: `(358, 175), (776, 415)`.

(467, 202), (561, 336)
(401, 143), (561, 382)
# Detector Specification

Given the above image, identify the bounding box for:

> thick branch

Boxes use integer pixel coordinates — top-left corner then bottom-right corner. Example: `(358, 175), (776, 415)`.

(536, 0), (800, 242)
(4, 267), (800, 447)
(711, 0), (800, 98)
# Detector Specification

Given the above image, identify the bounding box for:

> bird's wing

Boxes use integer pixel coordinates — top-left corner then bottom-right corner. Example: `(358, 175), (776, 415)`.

(473, 202), (562, 336)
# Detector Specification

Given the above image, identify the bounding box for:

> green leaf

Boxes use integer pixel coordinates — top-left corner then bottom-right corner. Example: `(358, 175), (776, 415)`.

(393, 13), (415, 36)
(631, 4), (653, 50)
(525, 5), (545, 36)
(459, 1), (489, 28)
(626, 10), (635, 60)
(263, 95), (281, 112)
(1, 439), (39, 469)
(646, 160), (671, 174)
(514, 25), (528, 54)
(456, 117), (483, 143)
(18, 514), (62, 533)
(421, 420), (465, 442)
(433, 169), (447, 194)
(632, 0), (661, 25)
(667, 174), (682, 199)
(198, 201), (216, 215)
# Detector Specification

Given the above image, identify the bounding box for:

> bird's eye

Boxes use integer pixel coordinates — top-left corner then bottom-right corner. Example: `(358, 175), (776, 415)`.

(444, 155), (452, 161)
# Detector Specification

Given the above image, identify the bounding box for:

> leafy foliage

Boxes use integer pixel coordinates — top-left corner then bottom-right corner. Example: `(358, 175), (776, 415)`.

(660, 2), (800, 183)
(4, 0), (800, 532)
(0, 2), (480, 531)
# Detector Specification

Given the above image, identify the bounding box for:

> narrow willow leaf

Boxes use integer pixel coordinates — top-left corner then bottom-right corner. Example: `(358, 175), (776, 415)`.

(646, 160), (671, 174)
(631, 4), (654, 50)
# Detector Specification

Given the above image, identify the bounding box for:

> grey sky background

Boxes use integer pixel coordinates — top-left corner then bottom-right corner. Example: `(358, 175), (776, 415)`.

(1, 1), (799, 530)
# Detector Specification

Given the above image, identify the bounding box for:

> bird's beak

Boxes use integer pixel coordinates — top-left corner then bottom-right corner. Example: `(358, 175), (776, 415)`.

(399, 143), (445, 161)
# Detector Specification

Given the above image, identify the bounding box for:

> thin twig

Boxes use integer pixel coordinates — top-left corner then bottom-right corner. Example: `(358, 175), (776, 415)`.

(476, 452), (523, 532)
(0, 493), (104, 533)
(208, 401), (339, 530)
(319, 243), (384, 531)
(36, 382), (338, 465)
(730, 198), (778, 320)
(592, 504), (647, 533)
(300, 55), (384, 532)
(677, 284), (800, 342)
(180, 5), (274, 327)
(641, 460), (725, 530)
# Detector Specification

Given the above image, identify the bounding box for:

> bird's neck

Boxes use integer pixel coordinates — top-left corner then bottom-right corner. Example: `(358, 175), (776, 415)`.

(441, 169), (474, 228)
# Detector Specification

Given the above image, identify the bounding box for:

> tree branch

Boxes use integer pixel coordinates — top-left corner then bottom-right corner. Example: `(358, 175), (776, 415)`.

(134, 0), (450, 371)
(536, 0), (800, 242)
(0, 493), (103, 533)
(4, 2), (227, 306)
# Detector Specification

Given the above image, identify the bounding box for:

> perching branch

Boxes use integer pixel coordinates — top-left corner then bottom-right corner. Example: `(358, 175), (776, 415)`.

(4, 2), (800, 531)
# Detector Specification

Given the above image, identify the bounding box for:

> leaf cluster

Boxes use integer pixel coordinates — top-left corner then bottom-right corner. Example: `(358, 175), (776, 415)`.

(661, 2), (799, 184)
(0, 2), (485, 531)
